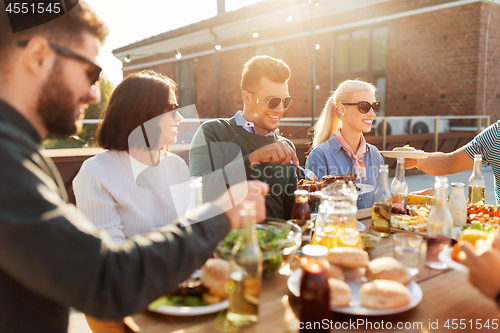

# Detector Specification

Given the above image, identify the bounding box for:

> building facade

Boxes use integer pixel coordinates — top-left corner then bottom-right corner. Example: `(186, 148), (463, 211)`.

(113, 0), (500, 139)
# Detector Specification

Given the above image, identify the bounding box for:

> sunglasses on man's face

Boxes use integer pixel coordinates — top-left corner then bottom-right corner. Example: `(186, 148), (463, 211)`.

(248, 91), (292, 110)
(17, 41), (102, 86)
(342, 101), (381, 114)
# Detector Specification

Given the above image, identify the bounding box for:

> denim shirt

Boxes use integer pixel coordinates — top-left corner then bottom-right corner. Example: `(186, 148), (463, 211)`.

(305, 134), (384, 209)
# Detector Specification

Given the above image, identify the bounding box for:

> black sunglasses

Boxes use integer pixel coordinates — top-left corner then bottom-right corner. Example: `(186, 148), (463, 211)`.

(17, 40), (102, 86)
(247, 91), (292, 110)
(342, 101), (381, 114)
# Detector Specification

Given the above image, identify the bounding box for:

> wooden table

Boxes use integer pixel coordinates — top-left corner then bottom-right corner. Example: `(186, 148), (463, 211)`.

(131, 208), (500, 332)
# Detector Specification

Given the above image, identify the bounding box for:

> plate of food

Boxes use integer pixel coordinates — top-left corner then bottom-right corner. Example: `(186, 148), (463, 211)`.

(357, 184), (375, 195)
(287, 254), (423, 315)
(380, 151), (430, 160)
(443, 224), (494, 273)
(151, 299), (230, 316)
(380, 145), (430, 159)
(438, 247), (467, 273)
(148, 260), (230, 316)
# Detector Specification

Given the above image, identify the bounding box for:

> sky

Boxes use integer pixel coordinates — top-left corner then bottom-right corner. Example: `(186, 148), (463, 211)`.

(85, 0), (264, 86)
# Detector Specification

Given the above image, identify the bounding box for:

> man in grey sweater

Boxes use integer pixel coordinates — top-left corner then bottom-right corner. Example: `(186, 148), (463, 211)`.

(0, 2), (268, 332)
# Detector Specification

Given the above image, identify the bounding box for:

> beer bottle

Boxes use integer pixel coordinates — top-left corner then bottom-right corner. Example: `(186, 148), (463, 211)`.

(227, 201), (263, 326)
(372, 164), (391, 237)
(468, 154), (485, 205)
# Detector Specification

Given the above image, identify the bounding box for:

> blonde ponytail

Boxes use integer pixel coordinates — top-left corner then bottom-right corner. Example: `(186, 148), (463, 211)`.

(311, 97), (340, 149)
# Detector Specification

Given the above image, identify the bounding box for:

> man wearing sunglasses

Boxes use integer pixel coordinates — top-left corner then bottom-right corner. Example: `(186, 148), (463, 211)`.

(190, 55), (299, 220)
(0, 2), (269, 332)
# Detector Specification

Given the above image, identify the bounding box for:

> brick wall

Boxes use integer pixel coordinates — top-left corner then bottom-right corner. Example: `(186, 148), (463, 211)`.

(386, 3), (482, 117)
(478, 2), (500, 120)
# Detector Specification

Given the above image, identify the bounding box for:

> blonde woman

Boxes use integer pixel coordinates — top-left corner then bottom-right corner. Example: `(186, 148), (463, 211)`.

(305, 79), (383, 209)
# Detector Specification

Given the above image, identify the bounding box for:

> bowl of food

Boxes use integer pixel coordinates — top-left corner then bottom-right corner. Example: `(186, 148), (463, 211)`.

(215, 219), (302, 277)
(360, 232), (381, 252)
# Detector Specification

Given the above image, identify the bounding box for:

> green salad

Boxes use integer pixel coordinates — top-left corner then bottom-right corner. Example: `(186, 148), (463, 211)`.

(217, 226), (291, 277)
(148, 295), (208, 310)
(461, 223), (495, 233)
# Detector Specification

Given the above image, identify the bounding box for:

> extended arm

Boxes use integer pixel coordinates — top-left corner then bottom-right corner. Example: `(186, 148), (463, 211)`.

(0, 142), (268, 320)
(407, 147), (473, 175)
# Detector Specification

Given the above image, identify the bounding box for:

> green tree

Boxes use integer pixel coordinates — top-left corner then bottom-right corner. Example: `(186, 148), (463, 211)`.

(42, 76), (115, 149)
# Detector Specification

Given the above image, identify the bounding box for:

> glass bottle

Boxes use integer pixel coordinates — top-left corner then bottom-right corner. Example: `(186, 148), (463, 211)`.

(291, 190), (311, 222)
(426, 176), (452, 270)
(291, 189), (312, 245)
(185, 176), (202, 215)
(449, 182), (467, 227)
(372, 164), (392, 237)
(391, 157), (408, 215)
(300, 245), (330, 332)
(227, 201), (263, 326)
(468, 154), (485, 205)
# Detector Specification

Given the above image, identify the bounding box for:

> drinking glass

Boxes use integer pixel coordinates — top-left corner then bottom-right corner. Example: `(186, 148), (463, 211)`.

(393, 233), (423, 276)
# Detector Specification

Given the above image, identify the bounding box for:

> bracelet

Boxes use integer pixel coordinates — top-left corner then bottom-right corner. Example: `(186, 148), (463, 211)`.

(495, 291), (500, 308)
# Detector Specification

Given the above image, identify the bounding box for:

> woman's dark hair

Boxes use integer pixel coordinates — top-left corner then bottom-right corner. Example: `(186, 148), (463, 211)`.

(97, 70), (177, 151)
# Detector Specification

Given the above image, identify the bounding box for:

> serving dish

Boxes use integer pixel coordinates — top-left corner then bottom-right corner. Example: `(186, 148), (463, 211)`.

(151, 300), (229, 316)
(287, 269), (423, 315)
(380, 151), (430, 159)
(215, 219), (301, 277)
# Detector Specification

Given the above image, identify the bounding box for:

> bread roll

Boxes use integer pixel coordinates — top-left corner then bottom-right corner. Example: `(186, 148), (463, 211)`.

(328, 264), (344, 281)
(328, 278), (351, 307)
(327, 247), (369, 268)
(360, 280), (411, 309)
(365, 257), (412, 285)
(200, 258), (230, 297)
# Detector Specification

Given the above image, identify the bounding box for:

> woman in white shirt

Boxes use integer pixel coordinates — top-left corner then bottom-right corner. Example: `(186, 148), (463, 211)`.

(74, 70), (190, 244)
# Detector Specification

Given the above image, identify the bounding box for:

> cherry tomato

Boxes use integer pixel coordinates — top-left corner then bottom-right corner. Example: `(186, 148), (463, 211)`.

(468, 204), (479, 215)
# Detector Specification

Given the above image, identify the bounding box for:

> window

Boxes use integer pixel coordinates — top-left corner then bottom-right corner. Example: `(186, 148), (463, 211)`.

(375, 76), (386, 115)
(176, 59), (197, 107)
(351, 29), (370, 72)
(333, 26), (387, 110)
(335, 34), (350, 73)
(372, 27), (387, 71)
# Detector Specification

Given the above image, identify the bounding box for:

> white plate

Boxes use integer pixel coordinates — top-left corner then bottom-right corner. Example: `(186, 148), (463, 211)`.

(438, 247), (468, 273)
(380, 151), (430, 159)
(357, 184), (375, 195)
(310, 214), (366, 232)
(152, 300), (229, 316)
(451, 227), (463, 240)
(287, 269), (423, 315)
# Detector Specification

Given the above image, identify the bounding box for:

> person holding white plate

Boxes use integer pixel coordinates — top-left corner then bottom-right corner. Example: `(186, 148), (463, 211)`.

(405, 120), (500, 205)
(306, 79), (383, 209)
